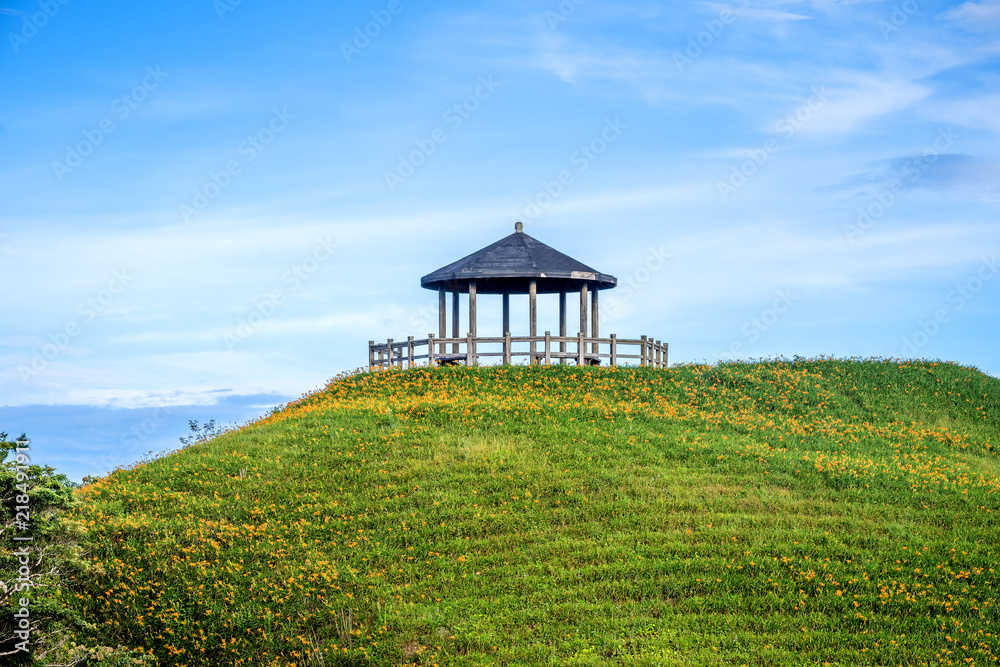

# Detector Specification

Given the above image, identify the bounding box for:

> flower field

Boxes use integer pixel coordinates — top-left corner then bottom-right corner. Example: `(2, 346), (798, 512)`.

(67, 359), (1000, 666)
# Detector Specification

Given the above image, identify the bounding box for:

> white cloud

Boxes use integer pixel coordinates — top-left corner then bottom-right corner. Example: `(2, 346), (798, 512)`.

(790, 76), (932, 133)
(938, 0), (1000, 32)
(604, 219), (1000, 335)
(523, 26), (954, 136)
(708, 4), (811, 22)
(923, 93), (1000, 135)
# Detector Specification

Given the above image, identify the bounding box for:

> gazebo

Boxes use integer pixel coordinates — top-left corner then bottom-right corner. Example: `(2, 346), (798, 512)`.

(369, 223), (667, 368)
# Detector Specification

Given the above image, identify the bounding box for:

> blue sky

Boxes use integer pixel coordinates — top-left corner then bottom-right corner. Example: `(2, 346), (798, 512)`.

(2, 0), (998, 482)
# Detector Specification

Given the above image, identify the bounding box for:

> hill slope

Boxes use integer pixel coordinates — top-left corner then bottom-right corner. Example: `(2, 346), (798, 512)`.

(69, 359), (1000, 666)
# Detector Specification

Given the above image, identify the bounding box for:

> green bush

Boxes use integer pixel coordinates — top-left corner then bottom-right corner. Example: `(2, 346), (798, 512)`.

(0, 432), (155, 666)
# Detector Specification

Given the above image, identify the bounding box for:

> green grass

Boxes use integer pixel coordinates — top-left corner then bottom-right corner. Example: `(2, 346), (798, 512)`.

(67, 359), (1000, 666)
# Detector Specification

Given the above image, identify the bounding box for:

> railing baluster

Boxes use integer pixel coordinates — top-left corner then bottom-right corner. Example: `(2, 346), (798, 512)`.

(365, 333), (664, 371)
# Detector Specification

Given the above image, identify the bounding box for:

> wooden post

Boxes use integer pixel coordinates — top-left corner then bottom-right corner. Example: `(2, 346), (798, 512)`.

(591, 286), (599, 355)
(577, 332), (585, 366)
(407, 336), (414, 368)
(438, 287), (446, 355)
(558, 291), (567, 365)
(544, 331), (551, 365)
(368, 341), (375, 369)
(503, 330), (511, 365)
(656, 340), (662, 368)
(579, 283), (588, 339)
(502, 293), (510, 341)
(452, 286), (459, 354)
(664, 342), (668, 368)
(469, 279), (477, 338)
(428, 334), (436, 367)
(465, 333), (474, 366)
(610, 334), (617, 366)
(387, 338), (394, 368)
(640, 335), (647, 367)
(469, 279), (477, 360)
(529, 279), (537, 364)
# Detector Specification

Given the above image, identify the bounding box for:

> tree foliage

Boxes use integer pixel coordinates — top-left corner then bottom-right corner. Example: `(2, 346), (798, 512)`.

(0, 432), (153, 666)
(178, 420), (224, 447)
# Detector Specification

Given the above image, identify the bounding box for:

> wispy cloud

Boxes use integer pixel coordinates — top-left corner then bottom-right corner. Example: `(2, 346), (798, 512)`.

(706, 3), (811, 22)
(938, 0), (1000, 32)
(875, 153), (1000, 189)
(800, 76), (931, 133)
(923, 93), (1000, 135)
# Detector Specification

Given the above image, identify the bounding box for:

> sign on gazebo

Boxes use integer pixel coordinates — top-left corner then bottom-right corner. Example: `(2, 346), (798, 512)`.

(369, 222), (667, 368)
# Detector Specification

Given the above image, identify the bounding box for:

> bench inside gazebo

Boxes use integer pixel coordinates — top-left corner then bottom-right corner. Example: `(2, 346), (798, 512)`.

(369, 222), (667, 369)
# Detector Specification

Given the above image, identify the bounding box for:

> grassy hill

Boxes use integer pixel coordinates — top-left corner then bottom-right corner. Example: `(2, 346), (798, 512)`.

(67, 359), (1000, 666)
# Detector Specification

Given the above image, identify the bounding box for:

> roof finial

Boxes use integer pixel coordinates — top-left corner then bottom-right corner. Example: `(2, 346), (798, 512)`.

(515, 221), (524, 233)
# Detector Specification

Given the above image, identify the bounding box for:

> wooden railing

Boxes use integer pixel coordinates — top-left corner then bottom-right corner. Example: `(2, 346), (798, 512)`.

(369, 333), (667, 369)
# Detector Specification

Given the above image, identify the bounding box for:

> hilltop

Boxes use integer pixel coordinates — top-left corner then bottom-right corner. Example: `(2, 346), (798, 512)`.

(66, 359), (1000, 666)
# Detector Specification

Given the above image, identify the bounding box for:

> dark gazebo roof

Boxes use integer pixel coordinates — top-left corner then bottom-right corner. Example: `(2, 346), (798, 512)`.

(420, 223), (617, 295)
